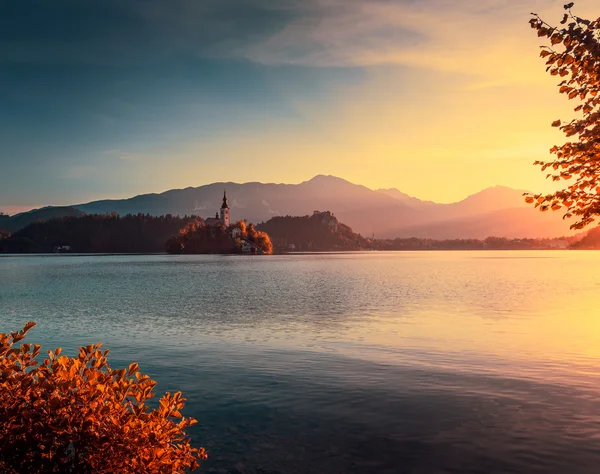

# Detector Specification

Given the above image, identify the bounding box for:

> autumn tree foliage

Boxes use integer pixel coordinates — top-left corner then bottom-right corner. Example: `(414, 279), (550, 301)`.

(179, 217), (206, 236)
(526, 3), (600, 229)
(244, 222), (273, 255)
(166, 219), (273, 254)
(527, 3), (600, 229)
(0, 323), (206, 473)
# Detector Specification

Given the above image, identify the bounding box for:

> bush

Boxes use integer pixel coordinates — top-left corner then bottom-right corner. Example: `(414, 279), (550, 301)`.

(0, 323), (207, 473)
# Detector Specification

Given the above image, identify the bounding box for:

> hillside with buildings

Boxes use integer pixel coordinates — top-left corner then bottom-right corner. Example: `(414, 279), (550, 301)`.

(257, 211), (369, 252)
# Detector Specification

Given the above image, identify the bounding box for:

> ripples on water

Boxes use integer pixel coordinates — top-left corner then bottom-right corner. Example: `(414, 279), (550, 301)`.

(2, 252), (600, 473)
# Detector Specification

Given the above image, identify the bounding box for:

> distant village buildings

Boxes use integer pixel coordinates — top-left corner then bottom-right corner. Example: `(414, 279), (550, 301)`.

(53, 245), (71, 253)
(546, 239), (569, 249)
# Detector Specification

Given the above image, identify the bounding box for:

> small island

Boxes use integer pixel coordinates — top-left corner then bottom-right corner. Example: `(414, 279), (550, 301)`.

(166, 192), (273, 255)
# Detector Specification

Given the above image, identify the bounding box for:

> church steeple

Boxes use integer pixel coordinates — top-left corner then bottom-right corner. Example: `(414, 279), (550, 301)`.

(221, 190), (229, 210)
(219, 190), (231, 227)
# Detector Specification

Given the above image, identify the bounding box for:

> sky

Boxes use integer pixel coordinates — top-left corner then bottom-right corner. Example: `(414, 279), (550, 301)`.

(1, 0), (597, 214)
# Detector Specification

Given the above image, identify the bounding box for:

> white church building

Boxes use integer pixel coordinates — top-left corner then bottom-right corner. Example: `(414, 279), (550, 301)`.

(205, 191), (231, 227)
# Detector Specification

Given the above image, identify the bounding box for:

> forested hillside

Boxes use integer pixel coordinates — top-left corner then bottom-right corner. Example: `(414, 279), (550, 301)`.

(257, 211), (368, 252)
(0, 214), (195, 253)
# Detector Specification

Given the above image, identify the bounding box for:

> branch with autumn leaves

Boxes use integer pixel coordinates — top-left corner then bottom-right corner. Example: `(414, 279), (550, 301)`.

(527, 2), (600, 230)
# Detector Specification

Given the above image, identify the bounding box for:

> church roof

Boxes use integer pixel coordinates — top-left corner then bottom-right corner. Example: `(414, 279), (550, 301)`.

(205, 217), (222, 226)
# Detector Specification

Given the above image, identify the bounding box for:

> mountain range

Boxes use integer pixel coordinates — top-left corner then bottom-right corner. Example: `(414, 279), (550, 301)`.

(1, 175), (577, 239)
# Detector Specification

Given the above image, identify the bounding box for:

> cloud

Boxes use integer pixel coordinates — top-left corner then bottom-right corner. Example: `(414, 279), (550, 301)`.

(4, 0), (594, 89)
(239, 0), (599, 85)
(103, 149), (141, 162)
(3, 0), (597, 80)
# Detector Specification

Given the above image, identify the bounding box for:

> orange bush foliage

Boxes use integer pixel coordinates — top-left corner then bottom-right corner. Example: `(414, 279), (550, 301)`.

(0, 323), (207, 473)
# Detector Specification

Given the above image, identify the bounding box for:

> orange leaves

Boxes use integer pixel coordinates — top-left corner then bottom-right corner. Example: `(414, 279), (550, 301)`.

(0, 324), (206, 473)
(528, 6), (600, 231)
(537, 27), (549, 37)
(128, 362), (139, 376)
(23, 321), (36, 331)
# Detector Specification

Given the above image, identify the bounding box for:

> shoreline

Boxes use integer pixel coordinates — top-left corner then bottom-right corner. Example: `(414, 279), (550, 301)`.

(0, 248), (586, 258)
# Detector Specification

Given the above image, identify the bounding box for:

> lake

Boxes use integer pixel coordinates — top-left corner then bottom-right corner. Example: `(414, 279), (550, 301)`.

(1, 251), (600, 473)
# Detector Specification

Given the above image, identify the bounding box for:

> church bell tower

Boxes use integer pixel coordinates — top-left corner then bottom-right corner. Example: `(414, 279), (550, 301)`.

(220, 190), (230, 227)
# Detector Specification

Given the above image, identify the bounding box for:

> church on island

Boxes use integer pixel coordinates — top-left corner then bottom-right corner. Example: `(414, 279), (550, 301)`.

(205, 191), (231, 228)
(188, 190), (269, 255)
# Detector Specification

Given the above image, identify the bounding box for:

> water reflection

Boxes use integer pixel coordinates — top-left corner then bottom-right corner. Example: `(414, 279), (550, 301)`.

(1, 251), (600, 473)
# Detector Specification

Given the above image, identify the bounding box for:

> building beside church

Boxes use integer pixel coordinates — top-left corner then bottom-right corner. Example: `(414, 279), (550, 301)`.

(205, 191), (231, 227)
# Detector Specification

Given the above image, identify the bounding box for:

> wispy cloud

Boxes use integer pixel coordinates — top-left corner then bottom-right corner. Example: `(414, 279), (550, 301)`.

(103, 149), (141, 162)
(240, 0), (598, 85)
(5, 0), (594, 84)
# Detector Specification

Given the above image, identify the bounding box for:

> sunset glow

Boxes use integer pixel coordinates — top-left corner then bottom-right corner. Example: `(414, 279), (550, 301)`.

(3, 3), (600, 472)
(2, 0), (598, 212)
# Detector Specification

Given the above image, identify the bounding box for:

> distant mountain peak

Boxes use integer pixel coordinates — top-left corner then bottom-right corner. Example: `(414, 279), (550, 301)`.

(303, 174), (351, 184)
(6, 178), (573, 239)
(474, 184), (527, 194)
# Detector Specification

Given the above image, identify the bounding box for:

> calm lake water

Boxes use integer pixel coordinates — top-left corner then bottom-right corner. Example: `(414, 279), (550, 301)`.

(2, 251), (600, 473)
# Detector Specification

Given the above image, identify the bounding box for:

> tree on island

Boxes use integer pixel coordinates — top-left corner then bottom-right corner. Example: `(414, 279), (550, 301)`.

(527, 3), (600, 229)
(165, 219), (272, 254)
(244, 222), (273, 255)
(0, 323), (206, 473)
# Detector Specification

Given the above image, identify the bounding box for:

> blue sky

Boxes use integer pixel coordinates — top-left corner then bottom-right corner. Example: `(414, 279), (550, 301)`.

(1, 0), (596, 213)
